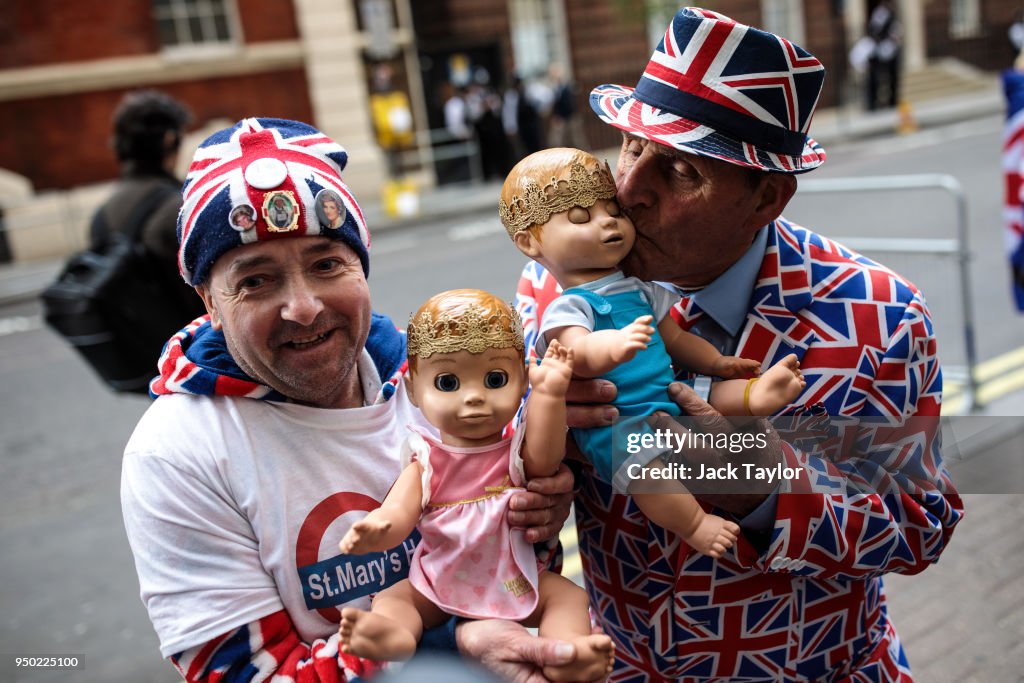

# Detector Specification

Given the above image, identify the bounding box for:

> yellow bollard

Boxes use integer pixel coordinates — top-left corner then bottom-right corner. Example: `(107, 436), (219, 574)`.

(897, 100), (918, 135)
(383, 177), (420, 218)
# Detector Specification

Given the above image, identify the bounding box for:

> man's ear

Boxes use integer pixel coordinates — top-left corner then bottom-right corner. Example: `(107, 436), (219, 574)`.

(195, 285), (222, 330)
(746, 173), (797, 231)
(513, 230), (542, 259)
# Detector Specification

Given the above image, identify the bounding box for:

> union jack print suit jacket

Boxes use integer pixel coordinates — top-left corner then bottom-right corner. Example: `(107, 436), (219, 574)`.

(515, 218), (964, 682)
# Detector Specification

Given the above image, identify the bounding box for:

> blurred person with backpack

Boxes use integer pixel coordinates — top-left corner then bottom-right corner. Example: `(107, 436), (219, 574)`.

(43, 90), (206, 393)
(92, 89), (205, 320)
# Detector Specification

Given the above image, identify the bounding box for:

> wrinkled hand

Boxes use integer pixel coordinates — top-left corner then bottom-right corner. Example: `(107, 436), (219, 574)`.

(564, 378), (618, 430)
(338, 517), (391, 555)
(509, 463), (574, 543)
(710, 355), (762, 380)
(530, 340), (575, 398)
(610, 315), (654, 364)
(653, 382), (785, 516)
(456, 618), (577, 683)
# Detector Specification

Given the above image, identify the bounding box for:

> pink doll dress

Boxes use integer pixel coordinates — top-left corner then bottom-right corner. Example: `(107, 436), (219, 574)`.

(404, 425), (541, 620)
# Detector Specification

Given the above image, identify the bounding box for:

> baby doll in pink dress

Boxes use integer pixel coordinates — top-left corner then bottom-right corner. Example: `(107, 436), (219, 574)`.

(337, 288), (614, 681)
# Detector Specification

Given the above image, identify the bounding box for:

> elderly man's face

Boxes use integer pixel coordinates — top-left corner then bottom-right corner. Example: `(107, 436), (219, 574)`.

(198, 237), (371, 408)
(614, 134), (792, 287)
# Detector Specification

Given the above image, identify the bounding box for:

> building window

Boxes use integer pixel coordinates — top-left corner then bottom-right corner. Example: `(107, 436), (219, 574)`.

(509, 0), (570, 79)
(760, 0), (806, 46)
(153, 0), (236, 51)
(949, 0), (981, 39)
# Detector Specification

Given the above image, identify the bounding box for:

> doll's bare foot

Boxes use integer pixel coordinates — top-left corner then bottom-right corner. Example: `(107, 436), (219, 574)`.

(339, 518), (392, 555)
(684, 514), (740, 559)
(543, 633), (615, 682)
(338, 607), (417, 661)
(747, 353), (806, 415)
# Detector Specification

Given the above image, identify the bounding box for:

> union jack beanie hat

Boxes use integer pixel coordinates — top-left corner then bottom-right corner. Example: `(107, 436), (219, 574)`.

(177, 117), (370, 285)
(590, 7), (826, 173)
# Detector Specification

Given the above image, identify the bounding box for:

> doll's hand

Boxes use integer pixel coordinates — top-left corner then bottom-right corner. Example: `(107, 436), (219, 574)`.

(610, 315), (655, 364)
(529, 340), (575, 398)
(456, 618), (578, 683)
(710, 354), (762, 379)
(339, 517), (392, 555)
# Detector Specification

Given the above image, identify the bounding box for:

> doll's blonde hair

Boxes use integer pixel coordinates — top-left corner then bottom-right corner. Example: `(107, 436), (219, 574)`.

(406, 289), (525, 374)
(499, 147), (616, 240)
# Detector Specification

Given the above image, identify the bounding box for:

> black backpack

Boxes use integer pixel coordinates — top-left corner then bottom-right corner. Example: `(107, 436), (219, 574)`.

(41, 185), (191, 394)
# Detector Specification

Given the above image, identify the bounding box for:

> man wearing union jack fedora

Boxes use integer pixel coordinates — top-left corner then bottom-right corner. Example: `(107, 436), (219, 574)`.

(121, 118), (580, 682)
(515, 7), (963, 681)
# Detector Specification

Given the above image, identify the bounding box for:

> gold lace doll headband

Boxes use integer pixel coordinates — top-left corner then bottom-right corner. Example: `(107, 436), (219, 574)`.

(406, 303), (524, 358)
(499, 160), (617, 237)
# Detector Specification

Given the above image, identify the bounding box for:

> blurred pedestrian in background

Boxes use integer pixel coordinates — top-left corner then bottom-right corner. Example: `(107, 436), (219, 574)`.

(545, 64), (584, 149)
(467, 73), (512, 180)
(441, 81), (474, 183)
(865, 0), (903, 110)
(92, 90), (205, 319)
(504, 75), (545, 160)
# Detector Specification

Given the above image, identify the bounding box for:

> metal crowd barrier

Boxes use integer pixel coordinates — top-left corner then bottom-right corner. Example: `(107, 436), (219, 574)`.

(796, 174), (979, 412)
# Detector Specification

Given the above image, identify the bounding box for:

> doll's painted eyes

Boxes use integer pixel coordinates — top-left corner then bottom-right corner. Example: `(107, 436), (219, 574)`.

(484, 370), (509, 389)
(567, 206), (591, 224)
(434, 374), (460, 392)
(606, 200), (621, 216)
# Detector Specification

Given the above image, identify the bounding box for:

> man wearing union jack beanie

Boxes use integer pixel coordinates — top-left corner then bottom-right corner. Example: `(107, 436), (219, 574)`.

(121, 118), (578, 681)
(515, 7), (963, 681)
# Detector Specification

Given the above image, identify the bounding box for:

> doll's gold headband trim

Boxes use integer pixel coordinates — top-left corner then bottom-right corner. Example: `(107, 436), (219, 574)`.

(499, 160), (617, 237)
(406, 304), (524, 358)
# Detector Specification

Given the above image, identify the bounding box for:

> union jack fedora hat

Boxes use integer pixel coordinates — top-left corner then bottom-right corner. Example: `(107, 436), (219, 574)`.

(590, 7), (826, 173)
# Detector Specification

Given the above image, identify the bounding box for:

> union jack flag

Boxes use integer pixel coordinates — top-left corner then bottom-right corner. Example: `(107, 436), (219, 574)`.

(177, 118), (368, 285)
(516, 260), (563, 361)
(171, 609), (381, 682)
(1001, 69), (1024, 311)
(515, 218), (962, 681)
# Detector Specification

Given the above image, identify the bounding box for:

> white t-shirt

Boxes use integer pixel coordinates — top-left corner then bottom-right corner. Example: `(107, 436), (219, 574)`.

(121, 351), (432, 657)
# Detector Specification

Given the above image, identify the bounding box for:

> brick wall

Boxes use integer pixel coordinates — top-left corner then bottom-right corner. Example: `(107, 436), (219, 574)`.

(926, 0), (1021, 70)
(2, 70), (313, 190)
(564, 0), (650, 151)
(2, 0), (158, 67)
(239, 0), (300, 43)
(1, 0), (299, 69)
(1, 0), (306, 190)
